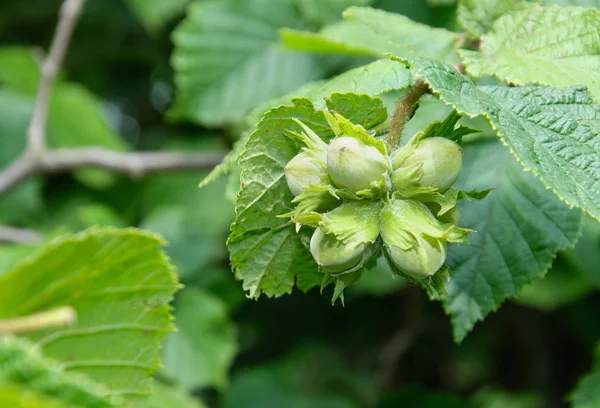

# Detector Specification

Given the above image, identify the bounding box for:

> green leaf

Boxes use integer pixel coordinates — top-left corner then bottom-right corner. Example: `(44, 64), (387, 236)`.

(140, 205), (229, 280)
(570, 343), (600, 408)
(444, 139), (582, 341)
(49, 84), (127, 189)
(0, 244), (37, 277)
(148, 382), (208, 408)
(125, 0), (192, 32)
(229, 94), (386, 298)
(421, 110), (480, 143)
(470, 386), (542, 408)
(457, 0), (526, 38)
(293, 0), (374, 27)
(400, 56), (600, 221)
(281, 7), (460, 63)
(162, 288), (237, 391)
(0, 228), (180, 404)
(0, 384), (72, 408)
(541, 0), (600, 6)
(460, 4), (600, 101)
(0, 336), (118, 407)
(170, 0), (322, 127)
(229, 100), (329, 298)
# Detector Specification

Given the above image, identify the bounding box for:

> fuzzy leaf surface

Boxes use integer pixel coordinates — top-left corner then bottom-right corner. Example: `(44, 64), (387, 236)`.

(445, 139), (582, 341)
(401, 56), (600, 221)
(460, 5), (600, 100)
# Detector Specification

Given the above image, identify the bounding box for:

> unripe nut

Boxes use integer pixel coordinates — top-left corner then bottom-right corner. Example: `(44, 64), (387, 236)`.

(327, 137), (389, 192)
(284, 152), (324, 196)
(386, 237), (446, 279)
(396, 137), (462, 192)
(310, 227), (367, 273)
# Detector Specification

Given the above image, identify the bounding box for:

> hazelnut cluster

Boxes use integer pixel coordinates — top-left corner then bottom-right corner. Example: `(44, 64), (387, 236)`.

(284, 112), (471, 288)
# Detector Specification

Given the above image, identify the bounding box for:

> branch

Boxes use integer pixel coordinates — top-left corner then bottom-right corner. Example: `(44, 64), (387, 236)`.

(0, 148), (225, 196)
(27, 0), (86, 157)
(0, 226), (43, 245)
(0, 306), (76, 335)
(0, 0), (226, 242)
(387, 79), (430, 149)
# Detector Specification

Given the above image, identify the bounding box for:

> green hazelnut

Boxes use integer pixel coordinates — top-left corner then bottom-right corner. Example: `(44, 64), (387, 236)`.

(380, 199), (457, 278)
(327, 137), (390, 192)
(310, 227), (368, 273)
(284, 152), (325, 196)
(386, 236), (447, 279)
(394, 137), (462, 192)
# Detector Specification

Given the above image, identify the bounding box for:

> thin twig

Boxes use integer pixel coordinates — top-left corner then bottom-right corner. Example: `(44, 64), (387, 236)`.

(0, 0), (226, 242)
(27, 0), (86, 157)
(0, 149), (225, 196)
(387, 79), (430, 149)
(0, 306), (76, 335)
(0, 226), (43, 245)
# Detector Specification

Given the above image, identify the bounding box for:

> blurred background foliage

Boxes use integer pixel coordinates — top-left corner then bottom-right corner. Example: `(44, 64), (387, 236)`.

(1, 0), (599, 407)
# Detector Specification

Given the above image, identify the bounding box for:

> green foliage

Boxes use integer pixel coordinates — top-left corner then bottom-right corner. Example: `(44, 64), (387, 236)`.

(148, 382), (208, 408)
(281, 6), (460, 63)
(293, 0), (374, 26)
(0, 89), (43, 224)
(457, 0), (526, 38)
(399, 56), (600, 221)
(228, 99), (333, 298)
(162, 288), (237, 390)
(0, 228), (179, 404)
(0, 336), (117, 408)
(223, 345), (376, 408)
(125, 0), (192, 32)
(460, 4), (600, 100)
(470, 387), (542, 408)
(3, 0), (600, 406)
(445, 139), (582, 341)
(170, 0), (323, 127)
(0, 47), (127, 190)
(570, 343), (600, 408)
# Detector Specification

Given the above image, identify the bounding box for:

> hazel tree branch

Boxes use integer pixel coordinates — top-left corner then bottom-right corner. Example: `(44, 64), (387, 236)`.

(387, 79), (430, 149)
(0, 149), (225, 197)
(0, 226), (43, 245)
(0, 0), (226, 245)
(27, 0), (85, 157)
(0, 306), (76, 334)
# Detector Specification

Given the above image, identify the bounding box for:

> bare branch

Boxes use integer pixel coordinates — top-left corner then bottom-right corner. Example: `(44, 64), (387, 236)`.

(0, 0), (227, 239)
(0, 306), (76, 334)
(0, 148), (225, 196)
(26, 0), (86, 156)
(0, 226), (43, 245)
